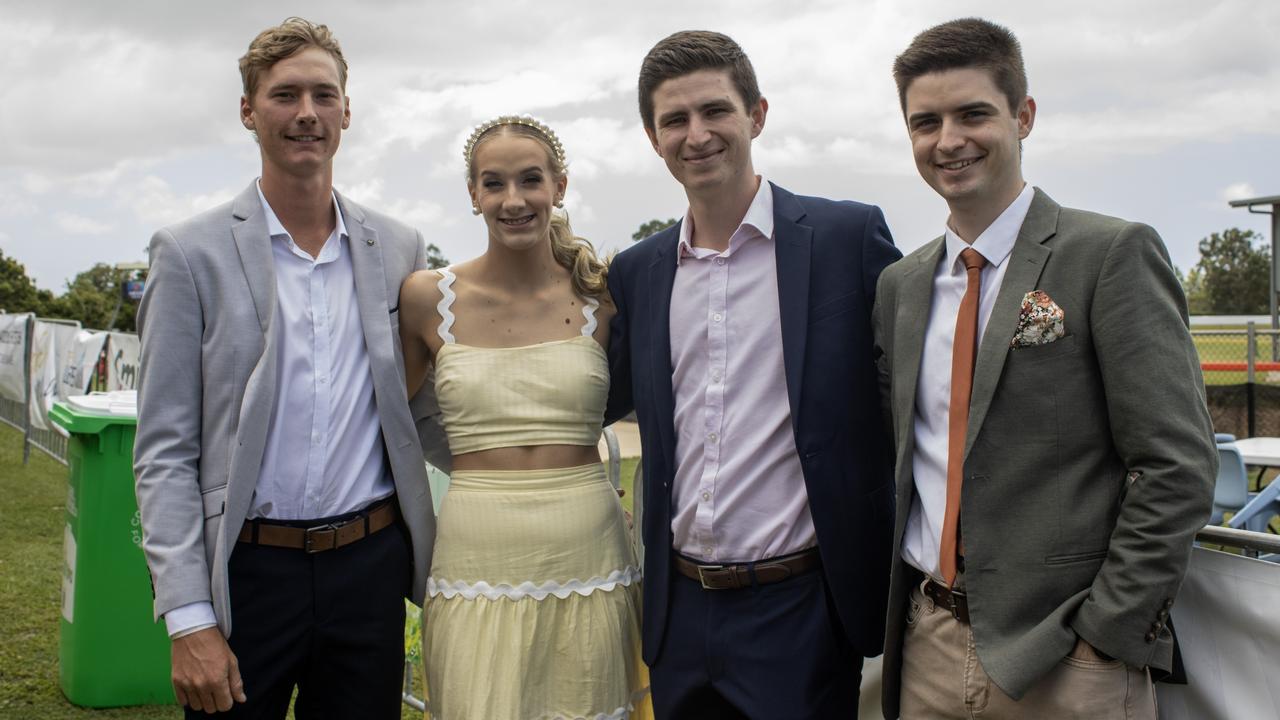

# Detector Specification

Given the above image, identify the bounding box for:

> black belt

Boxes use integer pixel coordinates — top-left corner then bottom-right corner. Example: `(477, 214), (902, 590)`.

(237, 498), (399, 554)
(674, 548), (821, 590)
(921, 575), (970, 624)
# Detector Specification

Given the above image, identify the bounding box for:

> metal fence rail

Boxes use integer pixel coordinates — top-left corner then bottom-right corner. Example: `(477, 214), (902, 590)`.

(1196, 524), (1280, 557)
(1194, 324), (1280, 385)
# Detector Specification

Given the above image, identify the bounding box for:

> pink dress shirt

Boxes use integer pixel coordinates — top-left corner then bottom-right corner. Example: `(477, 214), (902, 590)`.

(669, 178), (817, 563)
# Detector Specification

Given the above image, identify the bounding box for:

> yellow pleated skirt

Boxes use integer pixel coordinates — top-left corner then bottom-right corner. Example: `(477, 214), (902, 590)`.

(423, 463), (651, 719)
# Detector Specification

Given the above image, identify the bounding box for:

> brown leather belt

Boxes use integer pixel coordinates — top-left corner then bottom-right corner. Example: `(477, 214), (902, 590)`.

(674, 548), (821, 590)
(922, 576), (970, 624)
(237, 499), (399, 554)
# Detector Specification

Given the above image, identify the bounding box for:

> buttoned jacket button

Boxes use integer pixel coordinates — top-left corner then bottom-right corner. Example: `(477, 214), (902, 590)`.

(1145, 632), (1157, 643)
(1164, 599), (1174, 609)
(1157, 609), (1169, 621)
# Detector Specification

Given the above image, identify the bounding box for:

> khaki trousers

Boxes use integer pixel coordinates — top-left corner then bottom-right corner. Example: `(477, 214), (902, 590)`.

(899, 579), (1157, 720)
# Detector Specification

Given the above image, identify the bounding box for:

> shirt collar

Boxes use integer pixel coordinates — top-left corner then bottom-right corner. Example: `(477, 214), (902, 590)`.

(255, 179), (348, 260)
(677, 175), (774, 263)
(942, 182), (1034, 273)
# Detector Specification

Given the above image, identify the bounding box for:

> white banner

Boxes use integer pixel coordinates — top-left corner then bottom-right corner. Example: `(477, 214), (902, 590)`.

(106, 332), (140, 391)
(28, 321), (81, 430)
(1156, 546), (1280, 719)
(0, 313), (31, 402)
(57, 330), (107, 399)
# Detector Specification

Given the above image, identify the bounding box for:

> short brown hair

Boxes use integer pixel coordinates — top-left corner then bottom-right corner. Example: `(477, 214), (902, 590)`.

(239, 17), (348, 100)
(892, 18), (1027, 115)
(638, 30), (761, 132)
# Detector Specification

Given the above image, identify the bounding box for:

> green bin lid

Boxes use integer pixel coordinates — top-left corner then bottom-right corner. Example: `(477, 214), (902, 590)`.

(49, 391), (138, 433)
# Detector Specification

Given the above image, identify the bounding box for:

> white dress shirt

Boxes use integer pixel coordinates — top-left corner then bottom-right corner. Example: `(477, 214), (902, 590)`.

(165, 182), (393, 637)
(902, 183), (1034, 579)
(668, 177), (817, 563)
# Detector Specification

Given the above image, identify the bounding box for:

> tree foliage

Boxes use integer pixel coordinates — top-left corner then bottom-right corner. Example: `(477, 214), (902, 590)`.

(1186, 228), (1270, 315)
(0, 250), (56, 316)
(632, 218), (678, 242)
(424, 242), (449, 270)
(42, 264), (146, 332)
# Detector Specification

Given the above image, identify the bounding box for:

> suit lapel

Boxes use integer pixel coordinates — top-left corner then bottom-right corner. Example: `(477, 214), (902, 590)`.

(223, 181), (277, 551)
(772, 184), (812, 426)
(893, 238), (945, 451)
(338, 193), (398, 437)
(964, 189), (1058, 454)
(230, 182), (275, 334)
(648, 230), (680, 468)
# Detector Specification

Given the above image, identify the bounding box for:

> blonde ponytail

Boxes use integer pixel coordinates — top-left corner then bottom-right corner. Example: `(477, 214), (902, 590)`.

(549, 211), (610, 300)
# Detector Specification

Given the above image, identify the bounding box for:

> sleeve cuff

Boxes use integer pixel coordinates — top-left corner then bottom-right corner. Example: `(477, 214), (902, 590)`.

(164, 601), (218, 638)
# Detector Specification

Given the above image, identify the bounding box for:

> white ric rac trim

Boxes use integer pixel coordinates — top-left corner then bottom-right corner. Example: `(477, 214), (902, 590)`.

(431, 687), (650, 720)
(435, 267), (457, 344)
(580, 296), (600, 337)
(427, 565), (640, 601)
(551, 688), (652, 720)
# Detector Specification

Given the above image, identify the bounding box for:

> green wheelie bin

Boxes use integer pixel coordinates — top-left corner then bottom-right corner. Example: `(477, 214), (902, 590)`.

(49, 392), (175, 707)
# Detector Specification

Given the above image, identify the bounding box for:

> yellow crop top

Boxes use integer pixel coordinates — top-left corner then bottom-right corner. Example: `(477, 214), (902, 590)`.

(431, 268), (608, 456)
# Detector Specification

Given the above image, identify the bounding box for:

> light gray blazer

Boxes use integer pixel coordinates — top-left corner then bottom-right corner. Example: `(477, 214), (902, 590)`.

(873, 189), (1216, 716)
(133, 181), (450, 636)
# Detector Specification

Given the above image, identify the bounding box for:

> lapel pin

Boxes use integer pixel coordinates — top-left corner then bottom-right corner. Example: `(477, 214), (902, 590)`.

(366, 238), (375, 246)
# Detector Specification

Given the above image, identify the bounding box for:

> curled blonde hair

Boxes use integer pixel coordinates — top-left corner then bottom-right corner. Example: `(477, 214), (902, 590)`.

(466, 119), (610, 300)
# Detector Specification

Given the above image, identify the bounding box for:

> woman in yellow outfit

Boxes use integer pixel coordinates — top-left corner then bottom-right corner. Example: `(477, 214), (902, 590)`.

(399, 115), (652, 719)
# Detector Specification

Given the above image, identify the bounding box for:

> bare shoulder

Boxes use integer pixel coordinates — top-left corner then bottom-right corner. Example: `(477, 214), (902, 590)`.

(400, 268), (447, 314)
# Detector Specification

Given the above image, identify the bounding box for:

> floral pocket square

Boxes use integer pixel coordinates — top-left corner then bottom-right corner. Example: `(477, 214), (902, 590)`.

(1011, 290), (1065, 348)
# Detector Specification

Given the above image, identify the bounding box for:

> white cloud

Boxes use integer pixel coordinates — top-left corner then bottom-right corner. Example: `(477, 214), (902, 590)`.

(126, 176), (236, 228)
(1220, 182), (1258, 204)
(55, 212), (114, 235)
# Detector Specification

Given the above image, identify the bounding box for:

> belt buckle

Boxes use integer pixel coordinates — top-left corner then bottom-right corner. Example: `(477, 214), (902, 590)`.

(946, 586), (966, 621)
(697, 564), (724, 590)
(304, 522), (339, 553)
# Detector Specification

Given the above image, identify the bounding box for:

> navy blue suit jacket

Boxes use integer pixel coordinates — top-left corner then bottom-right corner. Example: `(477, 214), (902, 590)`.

(606, 182), (902, 664)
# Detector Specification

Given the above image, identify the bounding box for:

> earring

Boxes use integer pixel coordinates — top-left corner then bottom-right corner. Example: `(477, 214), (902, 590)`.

(554, 198), (564, 208)
(472, 205), (482, 216)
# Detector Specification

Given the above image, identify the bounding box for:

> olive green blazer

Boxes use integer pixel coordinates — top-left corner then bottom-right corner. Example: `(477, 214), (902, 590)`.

(873, 189), (1216, 716)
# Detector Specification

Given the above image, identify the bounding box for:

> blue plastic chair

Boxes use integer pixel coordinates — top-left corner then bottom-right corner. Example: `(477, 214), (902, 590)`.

(1212, 442), (1251, 526)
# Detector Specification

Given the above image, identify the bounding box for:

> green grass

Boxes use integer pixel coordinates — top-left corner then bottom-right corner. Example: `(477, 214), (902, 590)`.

(0, 424), (179, 719)
(0, 421), (640, 719)
(1194, 331), (1280, 386)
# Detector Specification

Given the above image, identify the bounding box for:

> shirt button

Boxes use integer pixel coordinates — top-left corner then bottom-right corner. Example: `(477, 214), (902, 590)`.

(701, 491), (711, 502)
(312, 434), (321, 444)
(711, 371), (722, 383)
(702, 546), (713, 556)
(707, 432), (718, 443)
(715, 258), (725, 266)
(712, 313), (723, 323)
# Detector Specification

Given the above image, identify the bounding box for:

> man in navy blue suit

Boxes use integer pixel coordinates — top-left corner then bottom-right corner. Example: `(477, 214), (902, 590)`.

(606, 30), (902, 718)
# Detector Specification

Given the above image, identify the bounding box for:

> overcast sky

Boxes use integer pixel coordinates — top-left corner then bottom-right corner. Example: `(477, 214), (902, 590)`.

(3, 0), (1278, 292)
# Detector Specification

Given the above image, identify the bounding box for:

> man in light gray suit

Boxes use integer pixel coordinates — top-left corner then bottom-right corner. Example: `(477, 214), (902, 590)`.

(133, 18), (447, 718)
(873, 18), (1216, 719)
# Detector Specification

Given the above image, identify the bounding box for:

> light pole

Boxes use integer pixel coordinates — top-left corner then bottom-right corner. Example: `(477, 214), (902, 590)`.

(106, 261), (148, 331)
(1229, 194), (1280, 360)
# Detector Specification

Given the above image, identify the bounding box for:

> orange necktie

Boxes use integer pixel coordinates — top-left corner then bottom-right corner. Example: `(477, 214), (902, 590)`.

(941, 247), (987, 587)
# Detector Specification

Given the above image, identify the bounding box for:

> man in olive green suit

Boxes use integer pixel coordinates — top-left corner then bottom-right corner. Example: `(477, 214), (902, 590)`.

(873, 18), (1216, 719)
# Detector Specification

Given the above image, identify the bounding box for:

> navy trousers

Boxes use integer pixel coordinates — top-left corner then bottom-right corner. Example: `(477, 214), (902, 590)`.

(650, 562), (862, 719)
(186, 506), (411, 720)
